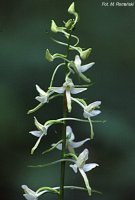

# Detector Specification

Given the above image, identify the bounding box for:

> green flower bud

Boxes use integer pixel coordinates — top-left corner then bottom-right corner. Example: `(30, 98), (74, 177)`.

(51, 20), (59, 33)
(45, 49), (54, 62)
(65, 19), (74, 30)
(80, 48), (92, 60)
(51, 20), (65, 33)
(68, 2), (79, 23)
(73, 47), (91, 60)
(68, 2), (76, 15)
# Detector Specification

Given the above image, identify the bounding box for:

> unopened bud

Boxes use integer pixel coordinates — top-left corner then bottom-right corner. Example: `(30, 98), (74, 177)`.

(80, 48), (92, 60)
(65, 19), (74, 30)
(45, 49), (54, 62)
(68, 2), (75, 15)
(51, 20), (59, 33)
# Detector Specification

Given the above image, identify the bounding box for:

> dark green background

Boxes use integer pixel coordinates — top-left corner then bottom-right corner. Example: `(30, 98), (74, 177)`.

(0, 0), (135, 200)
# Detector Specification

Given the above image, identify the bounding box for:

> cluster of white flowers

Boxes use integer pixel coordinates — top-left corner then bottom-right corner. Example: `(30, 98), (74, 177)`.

(22, 2), (102, 200)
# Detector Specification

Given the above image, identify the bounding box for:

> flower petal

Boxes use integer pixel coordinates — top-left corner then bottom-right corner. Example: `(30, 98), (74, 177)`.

(70, 138), (90, 148)
(80, 62), (95, 73)
(66, 126), (75, 141)
(51, 87), (65, 94)
(22, 185), (46, 200)
(86, 101), (101, 110)
(70, 164), (78, 173)
(77, 149), (89, 167)
(36, 85), (46, 96)
(22, 185), (36, 196)
(23, 194), (36, 200)
(29, 131), (42, 137)
(83, 110), (101, 118)
(83, 163), (99, 172)
(74, 55), (81, 67)
(71, 87), (87, 94)
(35, 96), (48, 104)
(90, 110), (101, 117)
(34, 117), (43, 131)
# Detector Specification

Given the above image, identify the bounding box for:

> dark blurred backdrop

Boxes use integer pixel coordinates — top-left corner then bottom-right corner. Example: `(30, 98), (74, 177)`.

(0, 0), (135, 200)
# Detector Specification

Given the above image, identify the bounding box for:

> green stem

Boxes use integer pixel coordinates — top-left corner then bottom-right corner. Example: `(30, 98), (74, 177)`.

(59, 93), (67, 200)
(59, 30), (72, 200)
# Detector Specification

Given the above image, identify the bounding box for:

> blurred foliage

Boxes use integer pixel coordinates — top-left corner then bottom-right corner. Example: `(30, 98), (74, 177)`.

(0, 0), (135, 200)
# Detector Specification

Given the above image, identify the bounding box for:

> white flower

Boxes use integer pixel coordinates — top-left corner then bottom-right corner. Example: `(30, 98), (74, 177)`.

(21, 185), (46, 200)
(72, 98), (101, 139)
(83, 101), (101, 118)
(29, 117), (53, 154)
(70, 149), (98, 173)
(35, 84), (53, 104)
(73, 55), (95, 82)
(50, 78), (87, 112)
(27, 85), (54, 114)
(52, 126), (90, 153)
(70, 149), (99, 196)
(83, 101), (101, 139)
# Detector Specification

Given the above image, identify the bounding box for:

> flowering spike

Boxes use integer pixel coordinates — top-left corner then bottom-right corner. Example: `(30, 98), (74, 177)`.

(23, 2), (103, 200)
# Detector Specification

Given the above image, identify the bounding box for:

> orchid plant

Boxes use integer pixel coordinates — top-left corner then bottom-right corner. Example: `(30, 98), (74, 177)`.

(22, 2), (103, 200)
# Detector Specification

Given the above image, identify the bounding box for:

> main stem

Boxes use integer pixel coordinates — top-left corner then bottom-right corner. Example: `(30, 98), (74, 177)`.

(59, 31), (72, 200)
(59, 93), (67, 200)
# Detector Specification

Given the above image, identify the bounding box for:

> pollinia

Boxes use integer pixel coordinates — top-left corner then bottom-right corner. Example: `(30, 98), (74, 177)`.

(22, 2), (103, 200)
